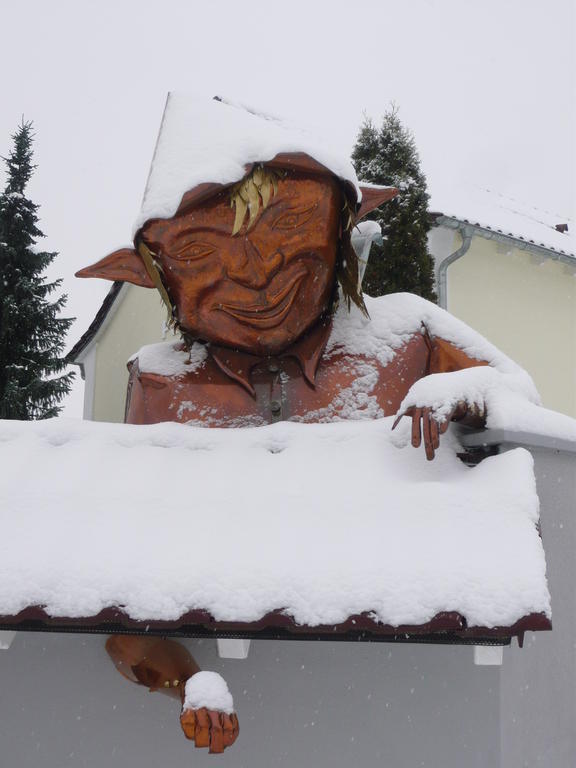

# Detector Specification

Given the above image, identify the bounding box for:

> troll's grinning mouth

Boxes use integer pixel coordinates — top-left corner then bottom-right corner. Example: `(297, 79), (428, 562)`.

(218, 271), (307, 329)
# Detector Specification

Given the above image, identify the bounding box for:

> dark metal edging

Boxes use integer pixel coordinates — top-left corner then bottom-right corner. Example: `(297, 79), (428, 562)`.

(0, 608), (551, 648)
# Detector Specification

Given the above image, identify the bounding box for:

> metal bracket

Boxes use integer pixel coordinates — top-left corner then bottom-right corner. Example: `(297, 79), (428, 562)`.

(474, 645), (503, 666)
(0, 631), (16, 650)
(217, 639), (251, 659)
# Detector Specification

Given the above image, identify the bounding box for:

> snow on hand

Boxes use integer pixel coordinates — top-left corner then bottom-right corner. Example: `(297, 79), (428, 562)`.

(183, 672), (234, 714)
(398, 365), (576, 443)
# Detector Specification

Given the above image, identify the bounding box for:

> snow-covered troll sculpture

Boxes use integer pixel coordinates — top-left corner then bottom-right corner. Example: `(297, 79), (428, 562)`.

(77, 102), (537, 753)
(78, 156), (489, 448)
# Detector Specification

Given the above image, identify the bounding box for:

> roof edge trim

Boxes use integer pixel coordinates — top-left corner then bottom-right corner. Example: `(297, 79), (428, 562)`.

(67, 282), (127, 363)
(432, 214), (576, 262)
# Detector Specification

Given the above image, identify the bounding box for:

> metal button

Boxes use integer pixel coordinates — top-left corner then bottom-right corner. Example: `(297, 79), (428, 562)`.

(270, 400), (281, 414)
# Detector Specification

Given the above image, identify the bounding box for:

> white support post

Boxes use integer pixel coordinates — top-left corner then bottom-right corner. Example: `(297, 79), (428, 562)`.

(217, 639), (251, 659)
(474, 645), (503, 666)
(0, 631), (16, 650)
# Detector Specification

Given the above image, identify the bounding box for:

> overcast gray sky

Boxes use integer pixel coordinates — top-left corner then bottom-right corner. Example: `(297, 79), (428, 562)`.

(1, 0), (574, 416)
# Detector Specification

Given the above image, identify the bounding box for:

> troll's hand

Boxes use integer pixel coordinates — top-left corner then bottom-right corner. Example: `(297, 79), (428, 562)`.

(180, 671), (239, 753)
(392, 369), (491, 460)
(392, 401), (485, 460)
(180, 707), (239, 753)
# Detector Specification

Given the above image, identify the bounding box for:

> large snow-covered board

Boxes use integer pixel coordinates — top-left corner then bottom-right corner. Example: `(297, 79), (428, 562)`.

(0, 416), (550, 638)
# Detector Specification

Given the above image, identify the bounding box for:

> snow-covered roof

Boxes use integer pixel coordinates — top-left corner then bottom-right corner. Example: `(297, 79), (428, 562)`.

(430, 185), (575, 257)
(0, 414), (551, 638)
(135, 94), (362, 233)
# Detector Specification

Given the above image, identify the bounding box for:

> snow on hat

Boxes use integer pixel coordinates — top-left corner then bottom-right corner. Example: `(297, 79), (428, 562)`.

(134, 93), (395, 236)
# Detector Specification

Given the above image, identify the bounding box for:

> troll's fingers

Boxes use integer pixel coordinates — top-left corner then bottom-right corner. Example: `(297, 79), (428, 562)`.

(392, 409), (409, 430)
(439, 416), (450, 434)
(411, 408), (422, 448)
(430, 413), (440, 451)
(208, 711), (225, 754)
(194, 708), (211, 749)
(422, 408), (435, 461)
(222, 713), (239, 747)
(180, 708), (196, 740)
(231, 713), (240, 741)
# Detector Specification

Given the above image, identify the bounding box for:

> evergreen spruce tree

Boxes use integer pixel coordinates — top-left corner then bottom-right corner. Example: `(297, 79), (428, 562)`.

(0, 121), (74, 419)
(352, 108), (436, 301)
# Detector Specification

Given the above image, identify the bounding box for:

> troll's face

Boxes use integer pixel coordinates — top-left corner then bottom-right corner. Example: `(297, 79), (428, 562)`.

(79, 171), (342, 356)
(142, 172), (341, 355)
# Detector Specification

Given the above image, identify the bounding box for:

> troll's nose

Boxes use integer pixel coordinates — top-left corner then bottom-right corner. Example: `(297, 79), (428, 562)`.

(227, 238), (284, 289)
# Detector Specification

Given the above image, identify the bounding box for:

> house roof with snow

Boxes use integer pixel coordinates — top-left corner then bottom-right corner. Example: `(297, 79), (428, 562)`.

(430, 186), (574, 259)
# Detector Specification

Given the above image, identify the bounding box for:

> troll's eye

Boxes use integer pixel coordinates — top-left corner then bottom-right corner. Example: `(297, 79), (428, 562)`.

(273, 204), (317, 231)
(171, 241), (216, 262)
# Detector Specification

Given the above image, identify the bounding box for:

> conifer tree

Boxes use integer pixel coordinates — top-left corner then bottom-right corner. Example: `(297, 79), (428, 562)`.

(0, 121), (74, 419)
(352, 108), (436, 301)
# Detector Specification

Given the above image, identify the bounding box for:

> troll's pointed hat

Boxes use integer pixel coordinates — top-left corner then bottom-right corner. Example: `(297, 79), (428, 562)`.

(134, 93), (396, 235)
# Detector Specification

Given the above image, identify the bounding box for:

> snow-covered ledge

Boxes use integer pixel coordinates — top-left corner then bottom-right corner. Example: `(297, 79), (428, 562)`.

(459, 427), (576, 455)
(0, 416), (551, 638)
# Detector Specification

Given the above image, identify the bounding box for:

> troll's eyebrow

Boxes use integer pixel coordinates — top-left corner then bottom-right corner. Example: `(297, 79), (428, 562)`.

(170, 220), (235, 241)
(168, 192), (318, 244)
(258, 196), (318, 218)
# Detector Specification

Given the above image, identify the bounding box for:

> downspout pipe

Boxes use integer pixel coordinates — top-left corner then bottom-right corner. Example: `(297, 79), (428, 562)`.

(436, 222), (473, 309)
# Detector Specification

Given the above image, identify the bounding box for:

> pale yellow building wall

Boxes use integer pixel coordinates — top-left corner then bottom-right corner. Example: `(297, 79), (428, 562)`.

(91, 284), (175, 423)
(447, 236), (576, 416)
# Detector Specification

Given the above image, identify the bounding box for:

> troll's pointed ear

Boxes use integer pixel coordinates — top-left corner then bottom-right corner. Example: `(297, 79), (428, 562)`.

(357, 185), (398, 221)
(76, 248), (154, 288)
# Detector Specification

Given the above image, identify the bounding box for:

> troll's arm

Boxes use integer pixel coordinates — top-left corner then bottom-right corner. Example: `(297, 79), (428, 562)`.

(105, 636), (239, 753)
(393, 330), (490, 460)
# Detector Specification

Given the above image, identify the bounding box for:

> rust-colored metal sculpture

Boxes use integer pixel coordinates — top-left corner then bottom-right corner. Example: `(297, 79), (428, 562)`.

(78, 150), (490, 751)
(106, 636), (239, 753)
